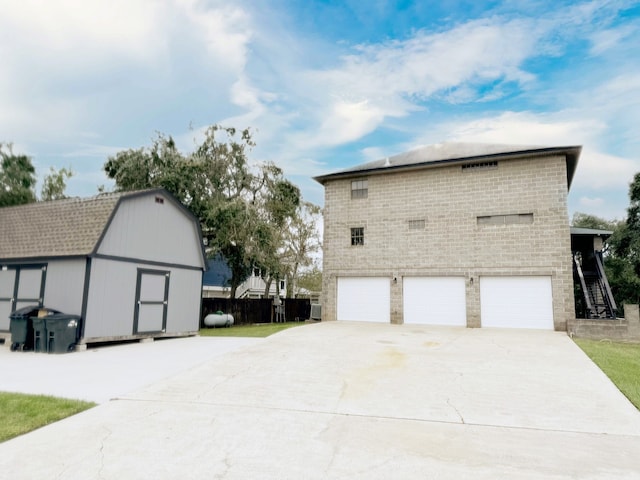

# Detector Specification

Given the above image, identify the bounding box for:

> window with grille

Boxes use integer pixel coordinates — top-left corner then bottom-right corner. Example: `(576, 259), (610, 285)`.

(351, 179), (368, 199)
(351, 227), (364, 246)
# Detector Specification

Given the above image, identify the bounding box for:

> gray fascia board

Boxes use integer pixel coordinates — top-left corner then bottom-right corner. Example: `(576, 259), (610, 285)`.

(570, 227), (614, 237)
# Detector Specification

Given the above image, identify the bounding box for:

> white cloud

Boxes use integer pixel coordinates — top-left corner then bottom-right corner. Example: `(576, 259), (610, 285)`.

(572, 150), (639, 190)
(579, 196), (604, 207)
(0, 0), (254, 144)
(422, 111), (603, 147)
(297, 17), (539, 144)
(589, 25), (637, 55)
(175, 0), (251, 73)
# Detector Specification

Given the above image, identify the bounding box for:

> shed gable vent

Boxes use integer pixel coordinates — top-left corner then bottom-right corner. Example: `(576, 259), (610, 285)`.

(155, 196), (165, 204)
(462, 161), (498, 171)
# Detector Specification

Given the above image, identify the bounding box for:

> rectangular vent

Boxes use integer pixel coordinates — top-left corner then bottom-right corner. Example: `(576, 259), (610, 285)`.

(462, 161), (498, 171)
(155, 196), (165, 204)
(408, 219), (426, 230)
(477, 213), (534, 225)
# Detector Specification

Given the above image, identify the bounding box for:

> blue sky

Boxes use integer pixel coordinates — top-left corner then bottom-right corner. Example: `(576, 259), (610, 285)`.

(1, 0), (639, 220)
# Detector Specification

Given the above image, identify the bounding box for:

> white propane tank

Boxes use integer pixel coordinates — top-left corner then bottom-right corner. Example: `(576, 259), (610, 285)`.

(204, 312), (234, 328)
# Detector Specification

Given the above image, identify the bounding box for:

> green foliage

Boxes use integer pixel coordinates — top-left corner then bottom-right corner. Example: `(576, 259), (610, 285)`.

(0, 143), (37, 207)
(297, 265), (322, 293)
(571, 212), (618, 232)
(0, 392), (95, 442)
(41, 167), (74, 201)
(574, 339), (640, 410)
(104, 125), (309, 297)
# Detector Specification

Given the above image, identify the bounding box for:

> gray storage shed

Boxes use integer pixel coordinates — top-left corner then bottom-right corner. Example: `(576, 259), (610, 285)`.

(0, 189), (206, 347)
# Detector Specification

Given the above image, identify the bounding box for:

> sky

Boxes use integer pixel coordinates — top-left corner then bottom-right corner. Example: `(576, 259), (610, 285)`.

(1, 0), (639, 221)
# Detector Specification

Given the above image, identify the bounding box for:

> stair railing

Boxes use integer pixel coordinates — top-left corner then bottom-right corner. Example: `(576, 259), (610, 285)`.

(594, 253), (617, 318)
(573, 253), (594, 318)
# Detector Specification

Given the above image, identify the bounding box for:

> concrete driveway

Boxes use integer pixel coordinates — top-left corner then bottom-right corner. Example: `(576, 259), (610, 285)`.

(1, 321), (639, 479)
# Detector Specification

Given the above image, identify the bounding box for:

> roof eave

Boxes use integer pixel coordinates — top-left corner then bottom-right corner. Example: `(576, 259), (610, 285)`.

(314, 145), (582, 190)
(569, 227), (614, 238)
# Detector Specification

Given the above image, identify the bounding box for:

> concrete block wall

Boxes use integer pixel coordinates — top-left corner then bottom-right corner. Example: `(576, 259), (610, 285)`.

(567, 304), (640, 342)
(322, 155), (575, 330)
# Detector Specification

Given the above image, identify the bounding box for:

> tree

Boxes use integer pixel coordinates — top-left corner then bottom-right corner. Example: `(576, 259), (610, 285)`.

(281, 201), (322, 298)
(297, 265), (322, 294)
(41, 167), (74, 201)
(0, 143), (36, 207)
(104, 125), (306, 298)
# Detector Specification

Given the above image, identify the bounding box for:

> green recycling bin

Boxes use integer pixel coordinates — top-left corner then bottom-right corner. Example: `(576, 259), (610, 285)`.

(44, 314), (82, 354)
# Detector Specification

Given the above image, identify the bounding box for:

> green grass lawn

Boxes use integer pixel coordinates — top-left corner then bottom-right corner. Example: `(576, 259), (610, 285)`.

(0, 392), (95, 443)
(199, 321), (306, 338)
(574, 339), (640, 410)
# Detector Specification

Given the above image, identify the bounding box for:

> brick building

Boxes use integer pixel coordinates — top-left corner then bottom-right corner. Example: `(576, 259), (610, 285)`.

(314, 143), (581, 331)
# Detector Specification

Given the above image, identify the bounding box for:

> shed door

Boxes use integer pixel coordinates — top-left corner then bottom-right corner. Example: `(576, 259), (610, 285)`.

(403, 277), (467, 326)
(337, 277), (390, 323)
(0, 266), (46, 331)
(0, 269), (16, 331)
(134, 270), (170, 334)
(480, 276), (553, 329)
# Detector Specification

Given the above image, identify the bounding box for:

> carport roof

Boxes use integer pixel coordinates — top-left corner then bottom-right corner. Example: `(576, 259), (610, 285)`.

(570, 227), (613, 237)
(0, 189), (190, 261)
(313, 143), (581, 189)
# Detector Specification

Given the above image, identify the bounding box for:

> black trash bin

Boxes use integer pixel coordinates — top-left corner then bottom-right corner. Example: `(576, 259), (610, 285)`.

(9, 305), (39, 351)
(9, 306), (59, 351)
(32, 316), (48, 352)
(45, 314), (82, 354)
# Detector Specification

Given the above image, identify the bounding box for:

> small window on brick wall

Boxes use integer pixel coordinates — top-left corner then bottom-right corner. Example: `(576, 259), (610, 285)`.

(408, 219), (426, 230)
(351, 227), (365, 246)
(477, 213), (534, 225)
(351, 179), (368, 199)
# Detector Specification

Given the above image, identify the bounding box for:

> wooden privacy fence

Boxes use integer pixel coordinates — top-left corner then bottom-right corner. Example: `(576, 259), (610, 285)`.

(201, 298), (311, 327)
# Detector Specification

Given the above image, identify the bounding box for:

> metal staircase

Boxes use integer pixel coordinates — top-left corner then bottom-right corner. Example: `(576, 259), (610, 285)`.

(573, 252), (617, 319)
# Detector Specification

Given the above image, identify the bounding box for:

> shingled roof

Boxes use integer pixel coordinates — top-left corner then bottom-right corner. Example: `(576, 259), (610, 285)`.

(1, 190), (141, 260)
(314, 142), (582, 188)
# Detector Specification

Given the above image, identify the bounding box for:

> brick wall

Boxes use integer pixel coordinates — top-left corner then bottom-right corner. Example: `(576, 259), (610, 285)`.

(322, 155), (575, 330)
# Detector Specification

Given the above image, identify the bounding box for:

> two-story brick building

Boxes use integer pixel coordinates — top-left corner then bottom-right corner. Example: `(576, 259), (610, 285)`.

(314, 143), (581, 331)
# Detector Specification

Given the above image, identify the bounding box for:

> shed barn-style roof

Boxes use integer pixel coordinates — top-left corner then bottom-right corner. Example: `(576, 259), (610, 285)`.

(314, 143), (582, 189)
(0, 189), (204, 262)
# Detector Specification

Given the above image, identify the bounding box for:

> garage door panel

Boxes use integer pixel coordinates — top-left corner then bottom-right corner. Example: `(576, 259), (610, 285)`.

(337, 277), (390, 323)
(481, 276), (553, 329)
(403, 277), (466, 326)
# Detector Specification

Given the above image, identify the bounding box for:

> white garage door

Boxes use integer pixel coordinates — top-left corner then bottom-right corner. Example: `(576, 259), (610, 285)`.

(403, 277), (466, 326)
(337, 277), (390, 323)
(480, 276), (553, 329)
